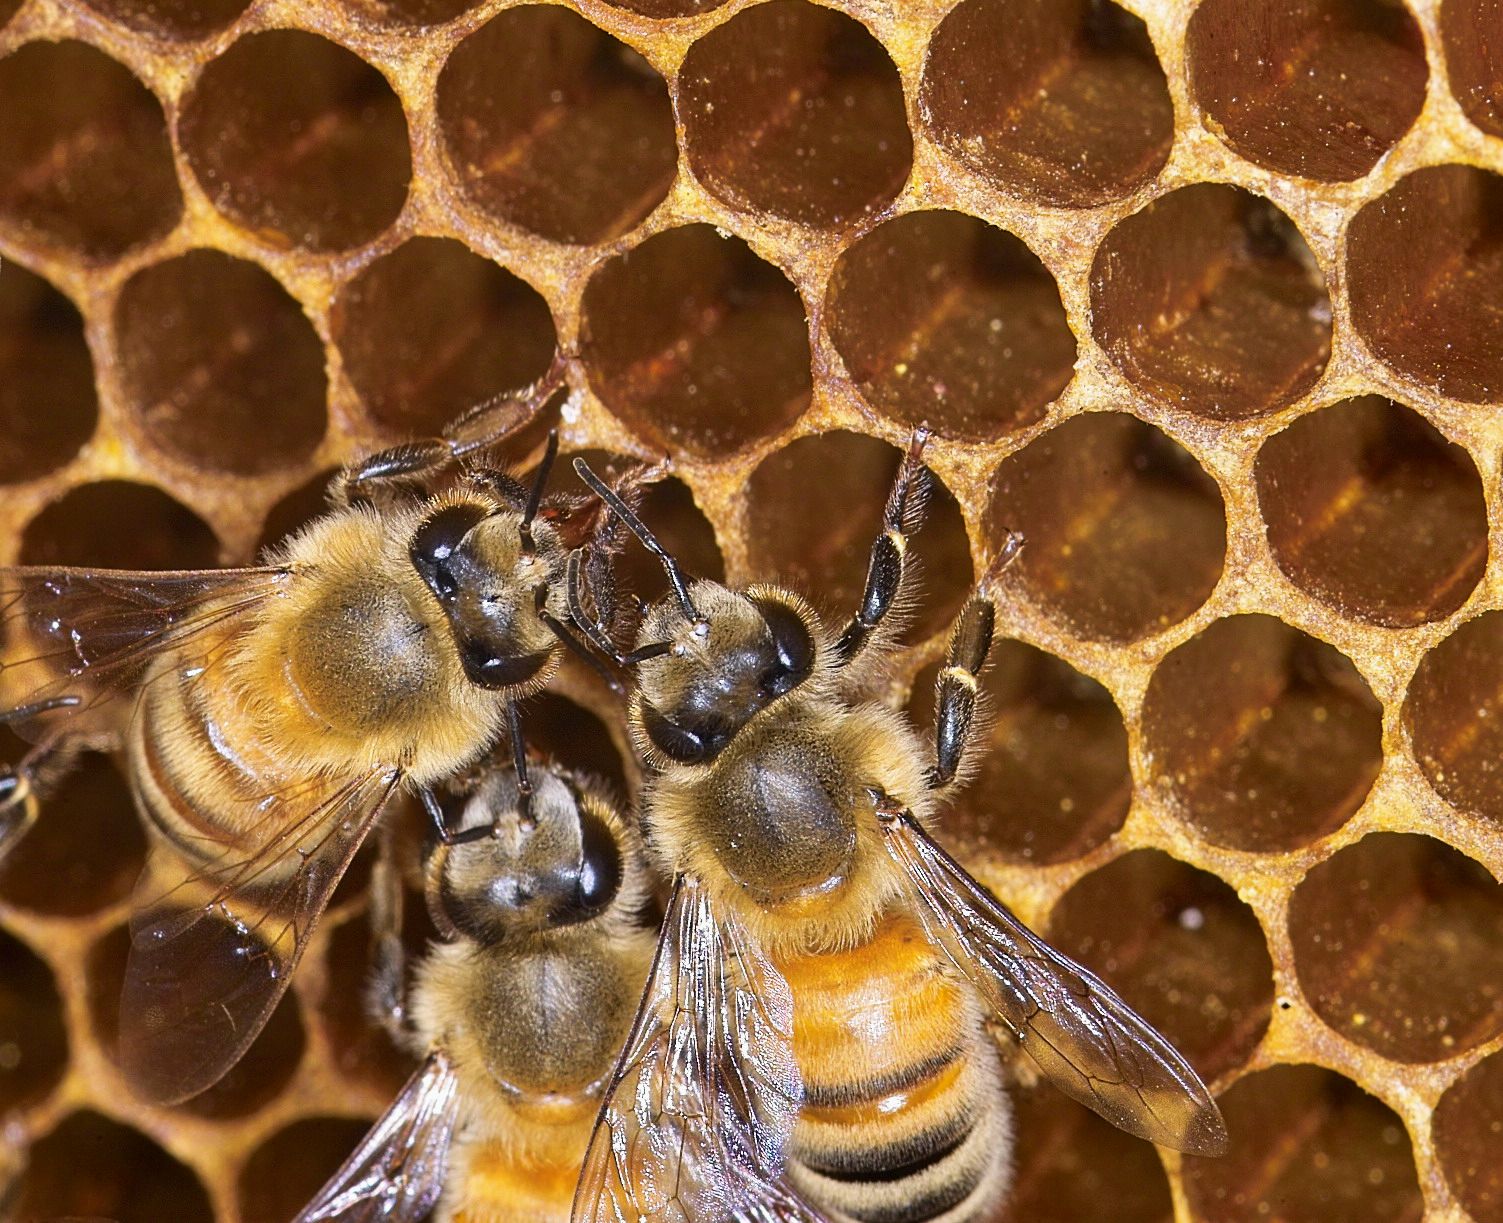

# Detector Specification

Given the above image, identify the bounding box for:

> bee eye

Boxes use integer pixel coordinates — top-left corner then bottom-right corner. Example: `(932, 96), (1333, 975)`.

(411, 503), (487, 603)
(754, 597), (814, 696)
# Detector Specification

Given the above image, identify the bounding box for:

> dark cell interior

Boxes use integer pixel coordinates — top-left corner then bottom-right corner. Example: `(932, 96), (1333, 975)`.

(115, 249), (327, 475)
(679, 0), (912, 228)
(0, 928), (67, 1112)
(1142, 615), (1383, 853)
(601, 0), (728, 14)
(178, 30), (411, 252)
(79, 0), (252, 39)
(19, 480), (221, 569)
(1433, 1046), (1503, 1223)
(1440, 0), (1503, 139)
(255, 468), (339, 559)
(1091, 184), (1331, 419)
(345, 0), (481, 25)
(826, 210), (1075, 442)
(237, 1116), (375, 1223)
(987, 413), (1226, 642)
(921, 0), (1174, 208)
(437, 4), (677, 245)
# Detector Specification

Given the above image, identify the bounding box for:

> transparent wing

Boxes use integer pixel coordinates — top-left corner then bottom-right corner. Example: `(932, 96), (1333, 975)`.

(882, 811), (1229, 1156)
(295, 1051), (460, 1222)
(0, 566), (289, 744)
(572, 875), (821, 1223)
(121, 765), (402, 1104)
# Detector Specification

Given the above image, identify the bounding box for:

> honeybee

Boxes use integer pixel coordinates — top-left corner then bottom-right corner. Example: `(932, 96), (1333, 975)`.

(565, 440), (1228, 1223)
(0, 361), (636, 1105)
(294, 761), (656, 1223)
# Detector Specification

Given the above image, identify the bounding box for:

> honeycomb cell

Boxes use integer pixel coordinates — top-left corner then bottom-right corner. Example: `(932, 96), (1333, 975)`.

(580, 225), (812, 458)
(0, 263), (96, 485)
(0, 753), (143, 917)
(256, 468), (338, 558)
(1407, 613), (1503, 829)
(1182, 1064), (1421, 1223)
(437, 5), (676, 245)
(1142, 615), (1382, 853)
(1434, 1046), (1503, 1223)
(1289, 832), (1503, 1062)
(603, 0), (726, 15)
(87, 923), (305, 1119)
(19, 481), (220, 568)
(10, 1110), (213, 1222)
(238, 1117), (372, 1223)
(679, 1), (912, 228)
(825, 210), (1075, 442)
(920, 0), (1173, 209)
(0, 41), (180, 260)
(333, 237), (557, 438)
(745, 432), (972, 643)
(116, 250), (327, 475)
(0, 929), (67, 1112)
(987, 413), (1226, 642)
(1186, 0), (1427, 182)
(1256, 397), (1487, 628)
(999, 1085), (1173, 1223)
(1049, 849), (1274, 1082)
(349, 0), (479, 25)
(79, 0), (251, 39)
(1442, 0), (1503, 139)
(1347, 165), (1503, 403)
(319, 908), (424, 1099)
(178, 30), (411, 253)
(1091, 184), (1331, 420)
(909, 642), (1130, 865)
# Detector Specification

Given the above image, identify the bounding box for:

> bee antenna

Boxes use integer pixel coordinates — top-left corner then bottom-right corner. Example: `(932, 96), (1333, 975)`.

(518, 430), (560, 554)
(571, 457), (703, 626)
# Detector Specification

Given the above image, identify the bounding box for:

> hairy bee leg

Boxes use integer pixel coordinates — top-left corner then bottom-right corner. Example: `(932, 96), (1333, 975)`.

(833, 428), (934, 666)
(929, 598), (997, 791)
(566, 550), (672, 668)
(506, 701), (537, 830)
(364, 818), (411, 1044)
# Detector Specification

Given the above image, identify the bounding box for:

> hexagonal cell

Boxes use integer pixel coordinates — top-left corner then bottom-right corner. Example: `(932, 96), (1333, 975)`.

(178, 30), (411, 253)
(920, 0), (1173, 209)
(987, 413), (1226, 642)
(825, 210), (1075, 442)
(1142, 615), (1382, 853)
(1442, 0), (1503, 139)
(116, 250), (327, 476)
(1406, 612), (1503, 830)
(1434, 1046), (1503, 1223)
(1347, 165), (1503, 403)
(79, 0), (251, 39)
(998, 1085), (1173, 1223)
(0, 753), (143, 917)
(1256, 397), (1487, 628)
(10, 1110), (213, 1222)
(679, 0), (912, 228)
(1187, 0), (1426, 182)
(580, 225), (812, 458)
(602, 0), (726, 15)
(20, 481), (220, 568)
(256, 468), (338, 558)
(0, 928), (67, 1112)
(0, 41), (180, 260)
(909, 642), (1130, 865)
(1289, 833), (1503, 1063)
(1049, 849), (1274, 1083)
(1091, 185), (1331, 420)
(1183, 1065), (1421, 1223)
(238, 1117), (373, 1223)
(0, 263), (95, 485)
(437, 5), (676, 245)
(87, 922), (305, 1119)
(333, 238), (557, 438)
(347, 0), (479, 25)
(746, 432), (972, 644)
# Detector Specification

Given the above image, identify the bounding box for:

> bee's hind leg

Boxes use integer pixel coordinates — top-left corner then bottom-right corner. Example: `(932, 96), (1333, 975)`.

(364, 817), (413, 1046)
(928, 598), (997, 795)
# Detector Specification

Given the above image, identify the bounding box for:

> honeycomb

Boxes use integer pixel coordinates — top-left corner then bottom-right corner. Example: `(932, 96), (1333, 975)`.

(0, 0), (1501, 1219)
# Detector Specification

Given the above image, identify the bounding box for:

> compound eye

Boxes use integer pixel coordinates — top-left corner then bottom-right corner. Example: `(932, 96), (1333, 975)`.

(754, 597), (814, 697)
(571, 809), (624, 920)
(411, 503), (488, 602)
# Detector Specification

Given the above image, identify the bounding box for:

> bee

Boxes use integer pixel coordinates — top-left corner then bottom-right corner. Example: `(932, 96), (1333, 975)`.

(0, 361), (635, 1105)
(565, 439), (1229, 1223)
(294, 761), (656, 1223)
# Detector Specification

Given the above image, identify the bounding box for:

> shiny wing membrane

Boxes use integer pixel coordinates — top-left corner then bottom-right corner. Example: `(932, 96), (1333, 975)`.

(0, 566), (289, 743)
(883, 811), (1229, 1157)
(573, 875), (824, 1223)
(295, 1051), (461, 1222)
(121, 764), (402, 1104)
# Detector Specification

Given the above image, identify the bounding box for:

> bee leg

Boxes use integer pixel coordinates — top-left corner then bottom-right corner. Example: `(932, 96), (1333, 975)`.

(833, 428), (933, 666)
(0, 709), (86, 862)
(506, 701), (537, 831)
(536, 584), (626, 695)
(566, 549), (674, 668)
(364, 818), (411, 1045)
(929, 598), (997, 792)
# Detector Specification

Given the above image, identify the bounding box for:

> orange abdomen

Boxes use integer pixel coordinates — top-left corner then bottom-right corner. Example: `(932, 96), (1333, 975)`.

(445, 1116), (594, 1223)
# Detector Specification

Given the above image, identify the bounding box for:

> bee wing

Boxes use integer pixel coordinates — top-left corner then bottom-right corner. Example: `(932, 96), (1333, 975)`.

(294, 1050), (461, 1222)
(0, 566), (289, 744)
(121, 765), (403, 1104)
(572, 875), (821, 1223)
(882, 811), (1229, 1157)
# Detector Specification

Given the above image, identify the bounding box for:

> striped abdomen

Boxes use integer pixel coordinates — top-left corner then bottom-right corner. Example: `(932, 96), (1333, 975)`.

(778, 909), (1012, 1223)
(444, 1108), (596, 1223)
